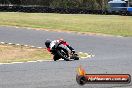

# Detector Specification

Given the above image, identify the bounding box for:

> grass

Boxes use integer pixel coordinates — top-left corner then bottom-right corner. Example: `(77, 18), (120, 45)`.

(78, 52), (89, 58)
(0, 44), (52, 63)
(0, 12), (132, 36)
(0, 44), (89, 63)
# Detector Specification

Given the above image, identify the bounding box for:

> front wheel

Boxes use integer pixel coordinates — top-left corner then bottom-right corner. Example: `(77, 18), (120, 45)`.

(74, 56), (79, 60)
(70, 55), (79, 60)
(57, 48), (70, 61)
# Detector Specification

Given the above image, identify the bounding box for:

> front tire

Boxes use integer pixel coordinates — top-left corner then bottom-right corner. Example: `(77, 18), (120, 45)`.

(70, 56), (79, 60)
(57, 48), (69, 61)
(74, 56), (79, 60)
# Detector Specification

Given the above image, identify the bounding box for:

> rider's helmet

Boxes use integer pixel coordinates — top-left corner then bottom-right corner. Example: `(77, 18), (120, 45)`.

(45, 39), (51, 48)
(59, 38), (65, 43)
(59, 38), (64, 41)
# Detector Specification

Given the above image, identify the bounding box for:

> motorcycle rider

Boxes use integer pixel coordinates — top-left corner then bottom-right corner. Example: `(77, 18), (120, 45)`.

(45, 39), (75, 61)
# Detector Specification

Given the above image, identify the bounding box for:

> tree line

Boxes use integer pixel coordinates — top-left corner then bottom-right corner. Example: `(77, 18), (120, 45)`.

(0, 0), (109, 10)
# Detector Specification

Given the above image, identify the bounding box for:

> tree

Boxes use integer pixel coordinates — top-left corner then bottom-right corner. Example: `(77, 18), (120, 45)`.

(9, 0), (21, 5)
(0, 0), (109, 10)
(0, 0), (11, 4)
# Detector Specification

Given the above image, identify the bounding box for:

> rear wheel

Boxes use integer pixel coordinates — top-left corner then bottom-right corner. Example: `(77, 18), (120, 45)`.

(53, 54), (60, 61)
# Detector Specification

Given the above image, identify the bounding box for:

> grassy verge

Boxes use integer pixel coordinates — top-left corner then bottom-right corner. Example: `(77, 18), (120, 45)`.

(0, 44), (89, 63)
(78, 52), (89, 58)
(0, 44), (52, 63)
(0, 12), (132, 36)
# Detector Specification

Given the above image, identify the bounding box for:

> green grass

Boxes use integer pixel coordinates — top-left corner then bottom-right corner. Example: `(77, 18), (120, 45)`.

(0, 12), (132, 36)
(0, 44), (52, 63)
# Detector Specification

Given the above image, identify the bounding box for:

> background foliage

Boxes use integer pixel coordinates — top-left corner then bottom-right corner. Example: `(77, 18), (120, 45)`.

(0, 0), (109, 10)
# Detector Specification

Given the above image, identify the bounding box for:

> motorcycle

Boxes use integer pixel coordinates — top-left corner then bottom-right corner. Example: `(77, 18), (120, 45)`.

(51, 43), (79, 61)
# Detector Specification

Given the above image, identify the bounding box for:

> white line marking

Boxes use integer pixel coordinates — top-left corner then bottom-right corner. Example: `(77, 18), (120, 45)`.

(12, 62), (24, 64)
(37, 47), (43, 49)
(0, 42), (5, 44)
(16, 44), (20, 46)
(30, 46), (35, 48)
(15, 27), (19, 28)
(27, 28), (32, 30)
(8, 43), (13, 45)
(0, 60), (53, 65)
(24, 45), (28, 47)
(27, 61), (38, 63)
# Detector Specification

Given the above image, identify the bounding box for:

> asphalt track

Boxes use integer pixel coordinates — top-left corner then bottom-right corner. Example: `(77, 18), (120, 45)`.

(0, 26), (132, 88)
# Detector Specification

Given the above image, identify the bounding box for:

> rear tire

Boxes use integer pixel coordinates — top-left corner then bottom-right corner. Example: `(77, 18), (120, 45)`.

(53, 54), (60, 61)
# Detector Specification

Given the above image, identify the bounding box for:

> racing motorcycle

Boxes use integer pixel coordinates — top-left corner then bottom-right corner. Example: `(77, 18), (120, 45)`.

(51, 43), (79, 61)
